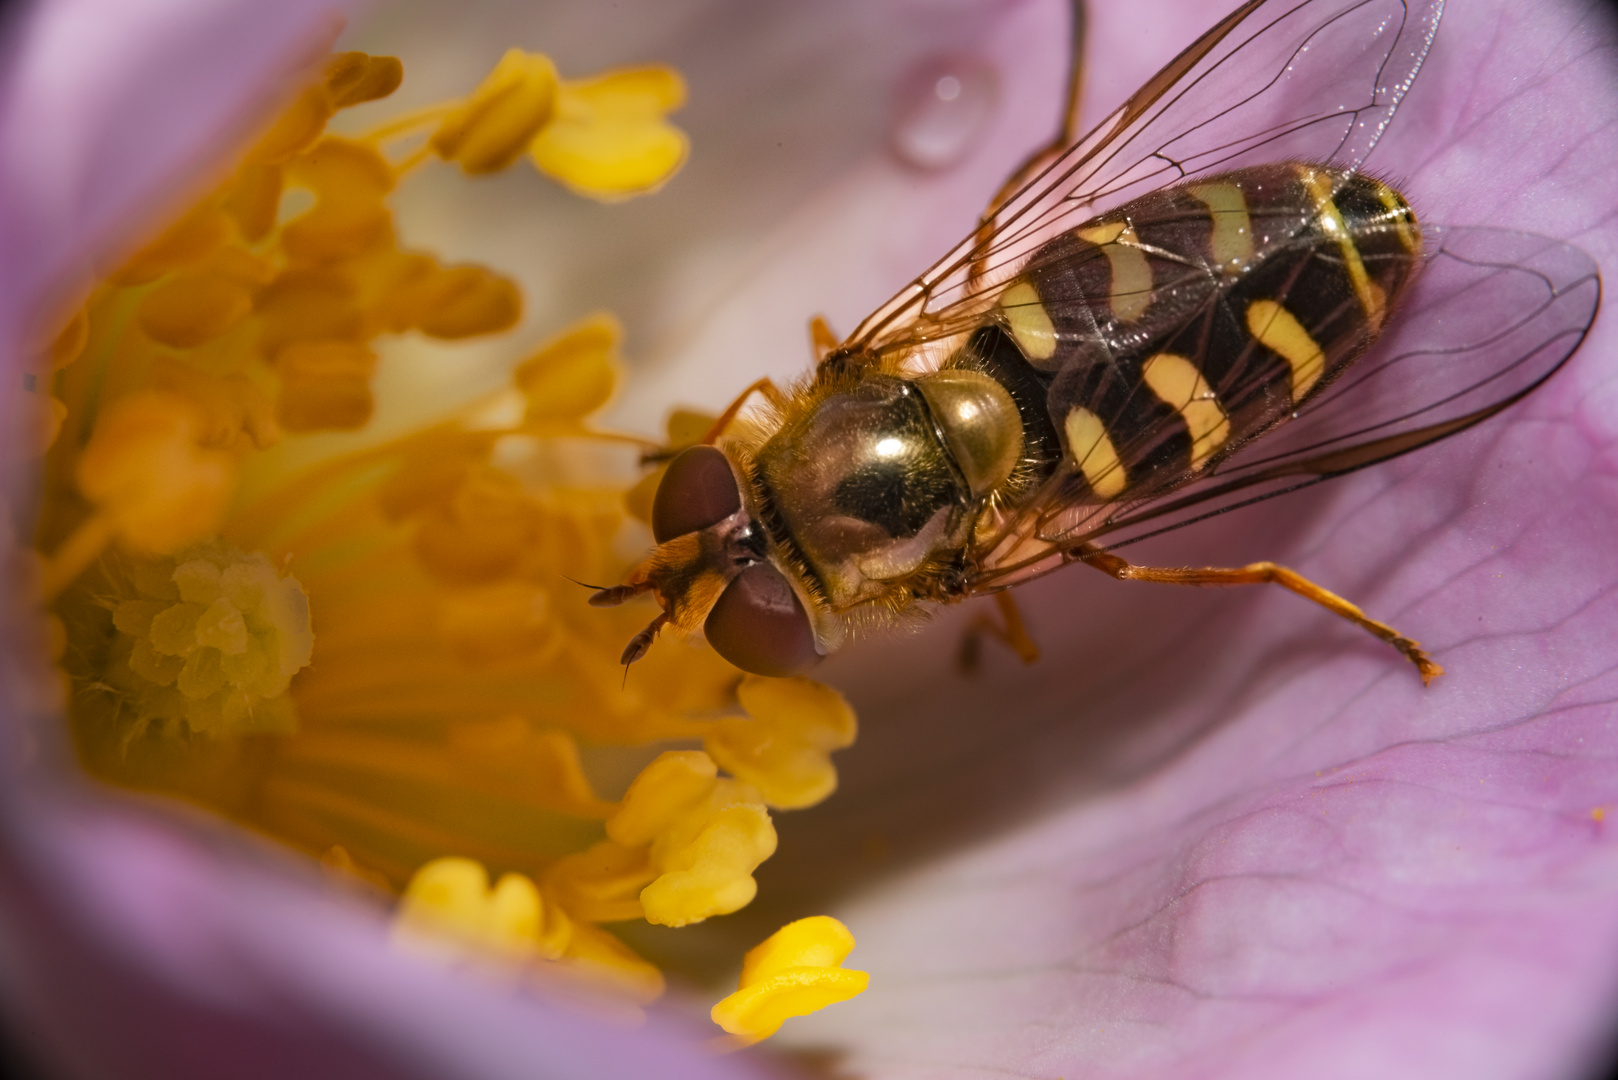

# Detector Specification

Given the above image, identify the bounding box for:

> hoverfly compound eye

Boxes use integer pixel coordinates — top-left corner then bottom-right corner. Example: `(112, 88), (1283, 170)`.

(652, 445), (742, 543)
(704, 563), (821, 676)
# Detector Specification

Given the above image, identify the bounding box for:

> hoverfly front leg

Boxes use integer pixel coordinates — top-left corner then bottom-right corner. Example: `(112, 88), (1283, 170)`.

(699, 377), (791, 445)
(959, 591), (1041, 673)
(1075, 544), (1444, 685)
(809, 315), (840, 362)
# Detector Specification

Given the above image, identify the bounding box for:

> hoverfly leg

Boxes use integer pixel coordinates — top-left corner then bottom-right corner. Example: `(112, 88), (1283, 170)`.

(588, 581), (652, 607)
(809, 315), (840, 361)
(968, 0), (1088, 289)
(620, 612), (670, 666)
(700, 377), (789, 445)
(959, 591), (1041, 673)
(1074, 545), (1444, 685)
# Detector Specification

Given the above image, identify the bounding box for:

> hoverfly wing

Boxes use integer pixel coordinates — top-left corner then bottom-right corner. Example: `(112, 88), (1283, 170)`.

(968, 226), (1601, 588)
(846, 0), (1444, 357)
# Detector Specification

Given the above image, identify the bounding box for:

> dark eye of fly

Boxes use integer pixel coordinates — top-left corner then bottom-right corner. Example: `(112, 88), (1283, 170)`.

(652, 445), (742, 543)
(704, 563), (820, 677)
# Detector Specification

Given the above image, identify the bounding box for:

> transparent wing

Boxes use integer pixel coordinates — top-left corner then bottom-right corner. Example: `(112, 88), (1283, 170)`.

(970, 226), (1602, 588)
(843, 0), (1443, 359)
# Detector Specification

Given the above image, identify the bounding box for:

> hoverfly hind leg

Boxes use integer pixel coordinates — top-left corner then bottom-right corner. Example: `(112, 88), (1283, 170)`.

(1075, 545), (1444, 685)
(959, 591), (1042, 674)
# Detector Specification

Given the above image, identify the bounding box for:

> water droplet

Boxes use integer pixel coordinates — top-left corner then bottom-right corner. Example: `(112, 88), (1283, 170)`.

(889, 56), (998, 171)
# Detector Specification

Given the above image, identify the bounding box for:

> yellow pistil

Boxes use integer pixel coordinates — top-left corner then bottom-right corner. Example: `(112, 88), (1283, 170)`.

(37, 40), (860, 1031)
(711, 916), (870, 1045)
(57, 540), (313, 739)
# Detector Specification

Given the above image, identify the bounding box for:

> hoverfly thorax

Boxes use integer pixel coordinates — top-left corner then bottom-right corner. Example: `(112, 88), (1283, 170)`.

(751, 368), (1023, 609)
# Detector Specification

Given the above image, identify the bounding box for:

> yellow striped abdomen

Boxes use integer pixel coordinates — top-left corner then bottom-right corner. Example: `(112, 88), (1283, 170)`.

(978, 162), (1420, 501)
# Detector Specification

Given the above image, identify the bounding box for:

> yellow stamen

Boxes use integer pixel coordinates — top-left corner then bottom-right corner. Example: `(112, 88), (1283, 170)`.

(514, 312), (620, 426)
(529, 67), (690, 200)
(394, 856), (664, 1004)
(593, 750), (779, 927)
(431, 49), (560, 175)
(706, 676), (857, 810)
(109, 204), (232, 285)
(324, 52), (404, 109)
(274, 341), (378, 432)
(136, 272), (255, 348)
(75, 391), (237, 555)
(246, 83), (333, 166)
(387, 263), (522, 339)
(711, 916), (870, 1045)
(280, 138), (396, 264)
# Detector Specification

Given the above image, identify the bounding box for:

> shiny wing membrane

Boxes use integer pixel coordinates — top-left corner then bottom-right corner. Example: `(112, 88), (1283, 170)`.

(970, 228), (1600, 589)
(843, 0), (1444, 356)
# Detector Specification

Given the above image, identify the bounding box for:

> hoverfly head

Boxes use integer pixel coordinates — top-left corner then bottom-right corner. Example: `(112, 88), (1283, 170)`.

(598, 444), (821, 677)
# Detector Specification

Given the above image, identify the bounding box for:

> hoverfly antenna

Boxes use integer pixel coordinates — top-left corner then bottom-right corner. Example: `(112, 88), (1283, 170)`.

(562, 574), (612, 592)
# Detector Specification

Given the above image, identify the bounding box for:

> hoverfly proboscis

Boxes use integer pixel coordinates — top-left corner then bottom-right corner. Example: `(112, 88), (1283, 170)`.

(592, 0), (1601, 684)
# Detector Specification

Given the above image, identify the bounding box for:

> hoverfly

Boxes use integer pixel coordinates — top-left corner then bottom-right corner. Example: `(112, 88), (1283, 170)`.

(594, 0), (1600, 681)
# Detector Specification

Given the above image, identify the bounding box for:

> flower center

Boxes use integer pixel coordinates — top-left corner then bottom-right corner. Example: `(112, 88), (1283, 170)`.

(27, 41), (863, 1041)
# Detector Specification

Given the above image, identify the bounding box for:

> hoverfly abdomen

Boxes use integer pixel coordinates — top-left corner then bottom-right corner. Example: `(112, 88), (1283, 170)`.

(995, 163), (1422, 503)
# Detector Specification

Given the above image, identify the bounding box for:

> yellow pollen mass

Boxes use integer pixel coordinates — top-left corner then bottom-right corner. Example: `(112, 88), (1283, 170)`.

(711, 916), (870, 1045)
(394, 857), (665, 1004)
(75, 392), (237, 556)
(600, 750), (780, 927)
